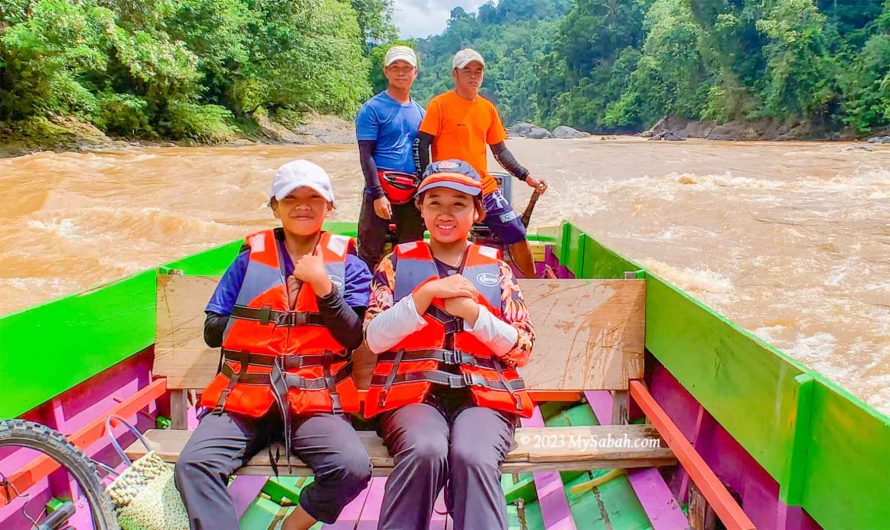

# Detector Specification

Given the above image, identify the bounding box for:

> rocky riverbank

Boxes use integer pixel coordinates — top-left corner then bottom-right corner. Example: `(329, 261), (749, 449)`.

(508, 116), (890, 143)
(0, 113), (357, 159)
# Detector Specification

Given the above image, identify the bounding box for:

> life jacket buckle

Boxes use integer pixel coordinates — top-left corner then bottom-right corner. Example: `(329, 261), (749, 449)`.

(276, 312), (291, 326)
(450, 372), (474, 389)
(445, 319), (464, 334)
(442, 350), (459, 365)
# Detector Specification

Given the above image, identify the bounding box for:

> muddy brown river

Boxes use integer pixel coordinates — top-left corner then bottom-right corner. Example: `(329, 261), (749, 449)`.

(1, 138), (888, 414)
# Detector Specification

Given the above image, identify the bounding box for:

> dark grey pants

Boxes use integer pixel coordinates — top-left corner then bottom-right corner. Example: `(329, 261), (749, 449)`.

(357, 190), (425, 272)
(174, 409), (371, 530)
(378, 400), (517, 530)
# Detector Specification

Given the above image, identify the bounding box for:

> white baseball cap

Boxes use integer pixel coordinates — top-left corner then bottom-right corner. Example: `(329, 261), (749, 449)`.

(270, 160), (335, 203)
(452, 48), (485, 70)
(384, 46), (417, 68)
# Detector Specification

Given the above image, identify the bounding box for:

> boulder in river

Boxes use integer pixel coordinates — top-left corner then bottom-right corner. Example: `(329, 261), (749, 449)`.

(552, 126), (590, 139)
(526, 126), (553, 139)
(508, 122), (535, 137)
(648, 131), (686, 142)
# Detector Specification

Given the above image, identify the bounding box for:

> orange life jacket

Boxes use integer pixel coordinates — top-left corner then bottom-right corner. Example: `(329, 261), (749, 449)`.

(200, 229), (360, 421)
(364, 241), (533, 418)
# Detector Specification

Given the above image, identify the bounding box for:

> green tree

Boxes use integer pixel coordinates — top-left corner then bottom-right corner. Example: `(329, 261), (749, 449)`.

(351, 0), (397, 50)
(167, 0), (250, 107)
(233, 0), (371, 117)
(0, 0), (112, 120)
(606, 0), (709, 128)
(756, 0), (838, 119)
(841, 0), (890, 131)
(536, 0), (649, 129)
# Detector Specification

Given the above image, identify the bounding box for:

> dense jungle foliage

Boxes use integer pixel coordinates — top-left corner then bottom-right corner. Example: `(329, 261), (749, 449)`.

(412, 0), (890, 133)
(2, 0), (887, 141)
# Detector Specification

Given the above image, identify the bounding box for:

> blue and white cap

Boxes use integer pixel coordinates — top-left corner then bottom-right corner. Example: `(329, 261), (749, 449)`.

(418, 160), (483, 197)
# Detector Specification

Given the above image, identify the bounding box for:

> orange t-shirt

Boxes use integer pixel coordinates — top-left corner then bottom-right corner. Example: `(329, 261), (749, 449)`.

(419, 91), (507, 195)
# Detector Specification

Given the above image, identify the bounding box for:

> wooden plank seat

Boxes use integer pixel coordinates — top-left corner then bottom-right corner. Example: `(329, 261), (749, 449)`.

(128, 274), (675, 475)
(125, 424), (675, 476)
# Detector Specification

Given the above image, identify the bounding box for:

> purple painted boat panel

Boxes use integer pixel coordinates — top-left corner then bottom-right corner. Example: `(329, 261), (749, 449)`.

(584, 390), (612, 425)
(323, 480), (373, 529)
(627, 469), (688, 530)
(649, 363), (821, 530)
(429, 492), (447, 529)
(583, 391), (689, 529)
(543, 246), (574, 280)
(1, 351), (159, 529)
(0, 480), (54, 529)
(523, 407), (577, 530)
(355, 477), (386, 530)
(47, 350), (154, 434)
(230, 476), (268, 519)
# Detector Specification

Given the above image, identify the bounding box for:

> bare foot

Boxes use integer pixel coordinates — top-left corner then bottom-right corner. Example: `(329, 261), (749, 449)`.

(281, 505), (316, 530)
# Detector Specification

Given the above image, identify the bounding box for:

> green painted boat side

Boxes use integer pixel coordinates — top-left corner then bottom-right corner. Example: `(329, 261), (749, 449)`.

(0, 269), (157, 419)
(556, 223), (890, 530)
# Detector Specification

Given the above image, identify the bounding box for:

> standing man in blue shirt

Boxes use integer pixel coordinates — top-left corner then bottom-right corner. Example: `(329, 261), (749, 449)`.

(355, 46), (425, 272)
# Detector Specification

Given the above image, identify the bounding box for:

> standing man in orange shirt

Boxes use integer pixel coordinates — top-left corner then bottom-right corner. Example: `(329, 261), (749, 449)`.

(414, 48), (546, 278)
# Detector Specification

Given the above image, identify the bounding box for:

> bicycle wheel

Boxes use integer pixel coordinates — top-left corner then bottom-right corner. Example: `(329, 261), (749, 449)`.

(0, 419), (119, 530)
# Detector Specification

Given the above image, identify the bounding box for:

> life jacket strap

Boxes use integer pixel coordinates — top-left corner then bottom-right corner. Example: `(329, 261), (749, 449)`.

(221, 349), (340, 370)
(492, 356), (524, 411)
(231, 305), (326, 327)
(212, 351), (250, 414)
(376, 348), (501, 370)
(424, 305), (464, 334)
(378, 349), (405, 408)
(322, 352), (344, 414)
(267, 353), (352, 474)
(370, 370), (526, 392)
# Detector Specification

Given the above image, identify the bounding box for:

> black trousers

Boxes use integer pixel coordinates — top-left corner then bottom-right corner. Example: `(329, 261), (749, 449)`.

(357, 191), (425, 272)
(377, 393), (518, 530)
(174, 409), (371, 530)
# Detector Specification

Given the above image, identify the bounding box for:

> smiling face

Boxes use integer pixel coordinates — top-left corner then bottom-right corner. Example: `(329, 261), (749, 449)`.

(271, 186), (331, 237)
(452, 61), (484, 96)
(418, 188), (481, 243)
(384, 60), (417, 91)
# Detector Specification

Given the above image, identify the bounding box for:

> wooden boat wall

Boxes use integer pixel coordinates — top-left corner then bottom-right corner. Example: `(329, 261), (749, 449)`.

(0, 221), (888, 529)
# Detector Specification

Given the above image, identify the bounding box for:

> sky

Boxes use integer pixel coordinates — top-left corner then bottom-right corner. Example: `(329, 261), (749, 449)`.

(391, 0), (492, 39)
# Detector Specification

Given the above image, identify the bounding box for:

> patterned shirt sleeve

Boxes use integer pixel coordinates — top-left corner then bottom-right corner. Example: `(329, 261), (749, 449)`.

(363, 252), (397, 330)
(496, 260), (535, 368)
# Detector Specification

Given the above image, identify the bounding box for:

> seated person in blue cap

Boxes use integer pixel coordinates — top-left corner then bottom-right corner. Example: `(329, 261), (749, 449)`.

(362, 159), (536, 530)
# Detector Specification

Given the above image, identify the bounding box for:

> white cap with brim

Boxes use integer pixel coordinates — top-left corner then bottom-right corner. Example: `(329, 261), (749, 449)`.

(452, 48), (485, 70)
(384, 46), (417, 68)
(270, 160), (335, 203)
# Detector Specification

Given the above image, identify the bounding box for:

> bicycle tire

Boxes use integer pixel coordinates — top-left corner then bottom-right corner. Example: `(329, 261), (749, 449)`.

(0, 419), (119, 530)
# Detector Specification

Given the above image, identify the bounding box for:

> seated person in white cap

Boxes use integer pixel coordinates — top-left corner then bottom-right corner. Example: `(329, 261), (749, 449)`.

(415, 48), (547, 278)
(175, 160), (372, 530)
(355, 45), (426, 272)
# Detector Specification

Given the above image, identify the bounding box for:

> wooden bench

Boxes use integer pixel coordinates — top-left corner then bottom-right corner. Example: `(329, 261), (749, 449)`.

(126, 275), (675, 474)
